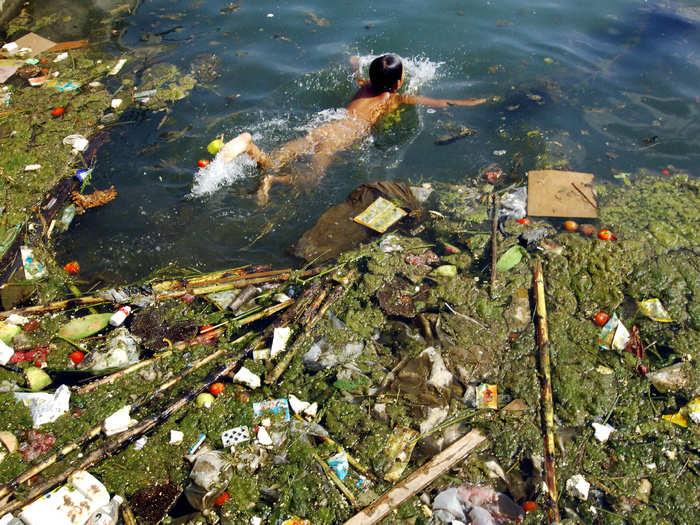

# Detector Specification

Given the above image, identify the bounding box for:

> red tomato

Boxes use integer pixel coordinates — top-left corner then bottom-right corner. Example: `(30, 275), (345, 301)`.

(209, 382), (225, 396)
(64, 261), (80, 274)
(213, 491), (230, 506)
(69, 351), (85, 364)
(517, 217), (531, 225)
(51, 107), (65, 117)
(197, 159), (210, 168)
(597, 229), (616, 240)
(593, 312), (610, 327)
(563, 220), (578, 231)
(522, 501), (537, 512)
(661, 169), (670, 176)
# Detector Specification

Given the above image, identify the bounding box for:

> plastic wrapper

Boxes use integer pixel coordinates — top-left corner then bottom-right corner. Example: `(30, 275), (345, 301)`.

(14, 385), (70, 427)
(498, 187), (527, 220)
(476, 384), (498, 410)
(598, 313), (630, 351)
(638, 298), (673, 322)
(383, 425), (419, 482)
(328, 452), (349, 480)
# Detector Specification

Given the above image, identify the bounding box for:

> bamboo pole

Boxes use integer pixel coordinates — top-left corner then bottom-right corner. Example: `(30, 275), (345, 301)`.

(490, 194), (499, 299)
(266, 271), (355, 384)
(0, 333), (253, 501)
(342, 429), (487, 525)
(313, 451), (359, 509)
(0, 341), (255, 516)
(0, 296), (107, 318)
(532, 260), (561, 523)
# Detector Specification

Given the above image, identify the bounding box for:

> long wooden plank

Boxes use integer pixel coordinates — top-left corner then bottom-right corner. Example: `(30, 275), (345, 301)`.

(342, 429), (487, 525)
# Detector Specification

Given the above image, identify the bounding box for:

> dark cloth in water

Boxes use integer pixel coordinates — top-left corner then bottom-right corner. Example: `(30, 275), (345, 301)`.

(291, 181), (420, 263)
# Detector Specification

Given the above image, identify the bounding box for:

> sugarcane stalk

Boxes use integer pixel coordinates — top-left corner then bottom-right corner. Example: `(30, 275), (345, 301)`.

(120, 500), (138, 525)
(150, 265), (258, 293)
(237, 299), (294, 326)
(266, 271), (356, 384)
(312, 452), (359, 509)
(0, 333), (254, 502)
(75, 350), (173, 395)
(532, 260), (561, 523)
(0, 296), (108, 318)
(0, 340), (255, 516)
(490, 194), (499, 299)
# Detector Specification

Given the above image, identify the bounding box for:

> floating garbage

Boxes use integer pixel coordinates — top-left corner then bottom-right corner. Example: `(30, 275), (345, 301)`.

(638, 298), (673, 322)
(328, 452), (349, 481)
(432, 484), (523, 524)
(598, 313), (630, 351)
(221, 426), (249, 448)
(19, 470), (110, 525)
(566, 474), (590, 500)
(62, 134), (89, 153)
(103, 405), (136, 436)
(353, 196), (407, 233)
(476, 383), (498, 410)
(14, 384), (70, 427)
(185, 449), (233, 510)
(592, 422), (616, 442)
(383, 425), (419, 482)
(253, 398), (290, 425)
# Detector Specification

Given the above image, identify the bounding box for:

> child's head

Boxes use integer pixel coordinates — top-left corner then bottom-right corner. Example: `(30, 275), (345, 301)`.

(369, 54), (403, 92)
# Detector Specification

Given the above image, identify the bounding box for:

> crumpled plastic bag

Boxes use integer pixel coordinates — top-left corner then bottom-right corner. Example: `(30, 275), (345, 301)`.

(498, 187), (527, 220)
(89, 327), (141, 370)
(432, 484), (524, 524)
(62, 134), (89, 153)
(14, 384), (71, 427)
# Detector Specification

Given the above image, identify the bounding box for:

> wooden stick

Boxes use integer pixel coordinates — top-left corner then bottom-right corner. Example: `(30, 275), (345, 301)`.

(490, 194), (499, 299)
(342, 429), (487, 525)
(532, 260), (561, 523)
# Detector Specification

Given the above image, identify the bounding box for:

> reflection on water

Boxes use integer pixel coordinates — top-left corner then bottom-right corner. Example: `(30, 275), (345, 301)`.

(52, 0), (699, 282)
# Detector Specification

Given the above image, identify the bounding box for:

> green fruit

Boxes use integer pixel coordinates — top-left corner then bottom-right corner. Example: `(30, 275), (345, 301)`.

(196, 392), (215, 408)
(0, 323), (21, 344)
(207, 139), (224, 155)
(58, 313), (112, 340)
(25, 367), (52, 391)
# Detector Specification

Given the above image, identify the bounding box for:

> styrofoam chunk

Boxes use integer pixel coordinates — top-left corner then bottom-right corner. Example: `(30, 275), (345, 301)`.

(233, 366), (261, 389)
(256, 426), (273, 446)
(303, 402), (318, 418)
(270, 327), (292, 358)
(592, 422), (616, 442)
(103, 405), (133, 436)
(169, 430), (184, 445)
(566, 474), (590, 500)
(288, 394), (310, 415)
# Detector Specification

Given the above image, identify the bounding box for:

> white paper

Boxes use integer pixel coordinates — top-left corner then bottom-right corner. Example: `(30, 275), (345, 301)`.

(14, 385), (71, 427)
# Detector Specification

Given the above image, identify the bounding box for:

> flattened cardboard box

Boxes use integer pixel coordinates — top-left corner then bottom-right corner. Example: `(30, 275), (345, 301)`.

(527, 170), (598, 218)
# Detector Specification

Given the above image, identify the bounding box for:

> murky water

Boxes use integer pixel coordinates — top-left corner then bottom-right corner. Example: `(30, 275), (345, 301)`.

(52, 0), (699, 281)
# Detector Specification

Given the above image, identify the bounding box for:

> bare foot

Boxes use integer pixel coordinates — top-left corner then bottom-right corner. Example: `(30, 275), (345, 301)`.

(221, 132), (252, 162)
(255, 174), (272, 206)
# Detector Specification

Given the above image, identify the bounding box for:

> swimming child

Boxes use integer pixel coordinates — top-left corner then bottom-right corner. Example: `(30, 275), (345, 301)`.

(221, 54), (487, 204)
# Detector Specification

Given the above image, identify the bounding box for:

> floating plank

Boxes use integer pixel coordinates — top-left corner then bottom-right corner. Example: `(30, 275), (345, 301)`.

(342, 428), (487, 525)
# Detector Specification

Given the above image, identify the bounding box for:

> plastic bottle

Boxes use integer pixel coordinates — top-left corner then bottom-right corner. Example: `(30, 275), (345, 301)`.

(109, 306), (131, 327)
(85, 495), (123, 525)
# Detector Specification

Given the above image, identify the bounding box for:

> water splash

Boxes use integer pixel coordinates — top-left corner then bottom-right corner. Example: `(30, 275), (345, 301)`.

(189, 152), (256, 197)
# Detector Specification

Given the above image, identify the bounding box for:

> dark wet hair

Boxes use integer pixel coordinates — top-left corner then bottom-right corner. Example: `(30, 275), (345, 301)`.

(369, 54), (403, 92)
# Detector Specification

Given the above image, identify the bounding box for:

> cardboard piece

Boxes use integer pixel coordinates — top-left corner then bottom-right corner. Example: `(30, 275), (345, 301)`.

(527, 170), (597, 218)
(6, 33), (56, 57)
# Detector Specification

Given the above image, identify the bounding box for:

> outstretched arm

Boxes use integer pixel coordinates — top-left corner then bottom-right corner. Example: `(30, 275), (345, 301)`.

(401, 94), (487, 107)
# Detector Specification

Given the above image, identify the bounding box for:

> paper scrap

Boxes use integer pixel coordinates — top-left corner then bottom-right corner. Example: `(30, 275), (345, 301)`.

(353, 196), (407, 233)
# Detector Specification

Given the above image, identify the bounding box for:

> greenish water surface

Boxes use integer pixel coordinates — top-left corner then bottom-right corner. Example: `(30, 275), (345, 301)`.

(49, 0), (699, 281)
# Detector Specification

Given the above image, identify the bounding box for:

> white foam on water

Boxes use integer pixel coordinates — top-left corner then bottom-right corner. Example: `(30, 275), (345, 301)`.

(189, 152), (256, 198)
(356, 54), (443, 93)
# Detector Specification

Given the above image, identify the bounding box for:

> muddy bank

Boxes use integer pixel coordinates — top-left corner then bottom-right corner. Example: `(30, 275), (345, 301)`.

(0, 172), (697, 524)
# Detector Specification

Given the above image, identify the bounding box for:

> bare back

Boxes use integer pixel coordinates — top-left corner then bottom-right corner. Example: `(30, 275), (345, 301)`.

(265, 86), (404, 171)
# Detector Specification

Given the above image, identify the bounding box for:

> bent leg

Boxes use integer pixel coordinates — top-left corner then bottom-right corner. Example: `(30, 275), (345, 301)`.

(256, 174), (292, 206)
